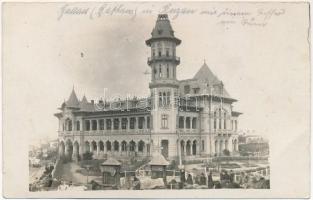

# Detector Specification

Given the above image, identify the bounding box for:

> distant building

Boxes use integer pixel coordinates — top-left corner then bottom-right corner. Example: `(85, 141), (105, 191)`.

(238, 134), (269, 156)
(54, 14), (242, 162)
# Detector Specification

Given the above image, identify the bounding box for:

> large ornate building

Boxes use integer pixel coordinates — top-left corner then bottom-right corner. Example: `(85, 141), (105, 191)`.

(55, 14), (241, 162)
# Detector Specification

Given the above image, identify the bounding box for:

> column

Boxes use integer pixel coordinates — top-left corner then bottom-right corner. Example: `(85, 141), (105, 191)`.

(136, 117), (139, 130)
(97, 142), (100, 155)
(183, 117), (186, 131)
(145, 116), (147, 129)
(111, 118), (113, 131)
(127, 117), (131, 130)
(183, 143), (186, 156)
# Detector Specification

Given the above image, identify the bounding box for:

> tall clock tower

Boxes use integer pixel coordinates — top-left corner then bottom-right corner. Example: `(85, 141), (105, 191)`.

(146, 14), (181, 158)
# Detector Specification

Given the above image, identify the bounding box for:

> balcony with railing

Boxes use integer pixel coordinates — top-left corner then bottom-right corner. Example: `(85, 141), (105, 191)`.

(147, 55), (180, 65)
(177, 128), (199, 135)
(58, 129), (151, 136)
(214, 129), (235, 137)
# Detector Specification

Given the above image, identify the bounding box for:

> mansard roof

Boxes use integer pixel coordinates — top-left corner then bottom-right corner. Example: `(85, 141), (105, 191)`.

(146, 14), (181, 46)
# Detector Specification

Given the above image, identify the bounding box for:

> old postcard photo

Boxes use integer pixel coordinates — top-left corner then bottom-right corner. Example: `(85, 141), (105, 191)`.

(2, 1), (310, 198)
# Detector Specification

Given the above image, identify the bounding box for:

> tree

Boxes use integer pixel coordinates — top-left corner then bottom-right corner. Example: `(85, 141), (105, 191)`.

(83, 152), (93, 160)
(223, 149), (230, 156)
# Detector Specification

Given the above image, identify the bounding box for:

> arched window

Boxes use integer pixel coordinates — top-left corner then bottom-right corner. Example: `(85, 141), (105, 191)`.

(129, 141), (136, 151)
(66, 119), (72, 131)
(99, 141), (104, 151)
(121, 141), (127, 151)
(138, 141), (145, 152)
(114, 141), (119, 151)
(106, 141), (111, 151)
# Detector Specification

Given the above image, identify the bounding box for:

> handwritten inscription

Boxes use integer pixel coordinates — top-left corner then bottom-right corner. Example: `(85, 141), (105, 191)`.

(57, 3), (286, 28)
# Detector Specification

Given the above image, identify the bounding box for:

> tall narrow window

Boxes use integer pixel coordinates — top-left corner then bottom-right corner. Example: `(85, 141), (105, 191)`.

(161, 115), (168, 129)
(138, 117), (145, 129)
(147, 116), (150, 129)
(159, 65), (162, 78)
(99, 119), (104, 130)
(85, 120), (90, 131)
(122, 118), (127, 130)
(166, 49), (169, 57)
(224, 113), (227, 129)
(179, 116), (184, 128)
(68, 120), (72, 131)
(106, 119), (111, 130)
(167, 91), (170, 105)
(92, 120), (97, 130)
(76, 121), (80, 131)
(186, 117), (191, 129)
(130, 118), (135, 129)
(159, 92), (162, 106)
(158, 49), (161, 57)
(113, 118), (119, 130)
(213, 112), (216, 130)
(166, 65), (169, 78)
(154, 66), (157, 79)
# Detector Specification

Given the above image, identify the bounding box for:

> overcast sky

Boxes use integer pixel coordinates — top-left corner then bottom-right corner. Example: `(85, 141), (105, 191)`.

(3, 2), (309, 148)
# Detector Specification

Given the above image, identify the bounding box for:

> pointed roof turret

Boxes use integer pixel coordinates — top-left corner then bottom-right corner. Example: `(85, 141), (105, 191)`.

(146, 14), (181, 46)
(193, 62), (220, 84)
(81, 95), (88, 103)
(193, 62), (231, 98)
(65, 87), (80, 108)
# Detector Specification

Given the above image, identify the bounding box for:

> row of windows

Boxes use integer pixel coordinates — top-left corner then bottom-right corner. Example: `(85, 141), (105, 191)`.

(152, 48), (175, 57)
(153, 64), (175, 79)
(178, 116), (197, 129)
(213, 118), (237, 130)
(63, 117), (150, 131)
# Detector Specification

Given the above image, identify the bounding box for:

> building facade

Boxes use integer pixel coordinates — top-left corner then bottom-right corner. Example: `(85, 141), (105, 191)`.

(55, 14), (241, 162)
